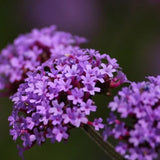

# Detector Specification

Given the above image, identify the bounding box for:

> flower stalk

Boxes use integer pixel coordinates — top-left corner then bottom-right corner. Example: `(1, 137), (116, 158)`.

(82, 124), (125, 160)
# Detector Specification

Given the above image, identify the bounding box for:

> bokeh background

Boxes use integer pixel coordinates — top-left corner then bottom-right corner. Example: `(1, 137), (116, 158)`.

(1, 0), (160, 160)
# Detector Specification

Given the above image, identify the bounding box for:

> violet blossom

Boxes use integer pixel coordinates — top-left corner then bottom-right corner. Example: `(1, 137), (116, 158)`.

(103, 76), (160, 160)
(9, 47), (126, 157)
(0, 25), (86, 94)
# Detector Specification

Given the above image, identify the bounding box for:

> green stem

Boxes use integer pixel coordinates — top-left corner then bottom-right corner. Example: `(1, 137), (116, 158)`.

(82, 124), (125, 160)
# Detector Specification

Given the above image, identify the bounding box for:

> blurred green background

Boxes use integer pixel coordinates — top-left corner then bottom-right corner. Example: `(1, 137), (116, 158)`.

(1, 0), (160, 160)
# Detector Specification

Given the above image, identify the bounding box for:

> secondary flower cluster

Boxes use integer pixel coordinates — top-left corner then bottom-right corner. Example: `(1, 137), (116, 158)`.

(103, 76), (160, 160)
(9, 48), (126, 152)
(0, 25), (86, 93)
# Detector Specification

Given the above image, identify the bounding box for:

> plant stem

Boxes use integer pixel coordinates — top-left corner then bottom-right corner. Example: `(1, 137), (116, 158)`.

(82, 124), (125, 160)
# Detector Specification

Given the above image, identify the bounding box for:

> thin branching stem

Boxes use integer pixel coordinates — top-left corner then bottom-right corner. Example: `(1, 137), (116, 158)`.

(82, 124), (125, 160)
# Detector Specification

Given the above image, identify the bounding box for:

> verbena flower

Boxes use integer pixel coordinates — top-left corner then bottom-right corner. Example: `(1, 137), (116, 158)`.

(103, 76), (160, 160)
(9, 48), (126, 158)
(0, 25), (86, 94)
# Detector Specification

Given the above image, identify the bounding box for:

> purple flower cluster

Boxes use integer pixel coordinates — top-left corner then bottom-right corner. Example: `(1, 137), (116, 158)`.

(0, 25), (86, 93)
(9, 48), (126, 153)
(103, 76), (160, 160)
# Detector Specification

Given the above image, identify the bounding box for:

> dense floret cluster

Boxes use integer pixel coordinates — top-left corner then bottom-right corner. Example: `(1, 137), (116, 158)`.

(103, 76), (160, 160)
(0, 25), (86, 93)
(9, 48), (126, 153)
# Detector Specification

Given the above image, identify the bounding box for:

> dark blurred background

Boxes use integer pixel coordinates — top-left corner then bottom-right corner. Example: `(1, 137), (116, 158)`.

(1, 0), (160, 160)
